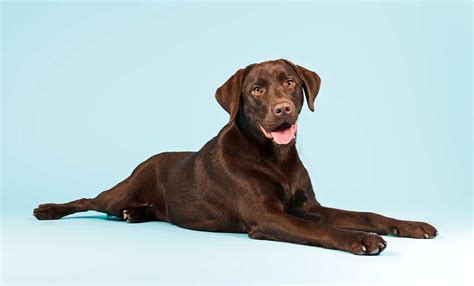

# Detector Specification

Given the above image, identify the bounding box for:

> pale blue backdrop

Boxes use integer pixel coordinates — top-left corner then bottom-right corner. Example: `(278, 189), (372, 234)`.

(2, 1), (472, 285)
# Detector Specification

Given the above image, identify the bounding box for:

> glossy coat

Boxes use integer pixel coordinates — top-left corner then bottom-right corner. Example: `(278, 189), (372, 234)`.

(34, 60), (437, 255)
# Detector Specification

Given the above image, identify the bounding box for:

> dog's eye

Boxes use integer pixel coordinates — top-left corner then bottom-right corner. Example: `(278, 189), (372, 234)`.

(284, 79), (296, 89)
(252, 86), (265, 95)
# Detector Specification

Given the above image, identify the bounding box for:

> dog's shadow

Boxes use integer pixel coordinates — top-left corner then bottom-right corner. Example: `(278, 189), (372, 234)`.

(62, 214), (123, 222)
(42, 214), (400, 256)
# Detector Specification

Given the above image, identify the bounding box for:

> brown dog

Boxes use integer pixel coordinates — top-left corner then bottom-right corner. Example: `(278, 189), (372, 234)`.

(33, 59), (437, 255)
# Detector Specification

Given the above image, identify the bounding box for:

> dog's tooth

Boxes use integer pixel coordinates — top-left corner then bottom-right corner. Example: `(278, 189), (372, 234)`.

(361, 245), (367, 252)
(423, 233), (429, 239)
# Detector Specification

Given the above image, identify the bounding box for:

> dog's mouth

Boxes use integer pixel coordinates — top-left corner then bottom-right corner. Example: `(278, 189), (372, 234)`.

(258, 122), (297, 145)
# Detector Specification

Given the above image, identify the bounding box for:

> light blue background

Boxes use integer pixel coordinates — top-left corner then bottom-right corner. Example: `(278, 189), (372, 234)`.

(2, 1), (472, 285)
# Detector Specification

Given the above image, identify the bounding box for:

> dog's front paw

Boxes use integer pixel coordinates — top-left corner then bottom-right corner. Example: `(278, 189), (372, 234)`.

(389, 220), (438, 239)
(339, 231), (387, 255)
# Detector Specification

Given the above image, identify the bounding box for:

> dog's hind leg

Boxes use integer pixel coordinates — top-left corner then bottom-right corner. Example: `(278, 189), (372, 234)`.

(33, 198), (96, 220)
(33, 171), (160, 222)
(33, 178), (133, 220)
(33, 184), (157, 221)
(34, 157), (164, 221)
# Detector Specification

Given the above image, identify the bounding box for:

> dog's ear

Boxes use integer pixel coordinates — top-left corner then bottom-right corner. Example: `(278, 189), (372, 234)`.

(283, 60), (321, 111)
(215, 67), (247, 122)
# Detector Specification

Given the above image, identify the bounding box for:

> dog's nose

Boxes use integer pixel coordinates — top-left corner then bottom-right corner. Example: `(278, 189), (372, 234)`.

(272, 101), (292, 117)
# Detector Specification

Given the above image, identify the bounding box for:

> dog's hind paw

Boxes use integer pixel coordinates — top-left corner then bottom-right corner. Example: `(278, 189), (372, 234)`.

(34, 203), (66, 220)
(122, 207), (154, 223)
(123, 209), (131, 222)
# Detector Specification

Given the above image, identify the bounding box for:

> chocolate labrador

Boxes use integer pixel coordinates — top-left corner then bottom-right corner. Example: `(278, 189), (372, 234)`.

(33, 59), (437, 255)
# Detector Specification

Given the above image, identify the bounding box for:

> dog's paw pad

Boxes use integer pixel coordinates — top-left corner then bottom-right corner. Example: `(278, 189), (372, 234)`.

(122, 208), (151, 223)
(122, 210), (131, 222)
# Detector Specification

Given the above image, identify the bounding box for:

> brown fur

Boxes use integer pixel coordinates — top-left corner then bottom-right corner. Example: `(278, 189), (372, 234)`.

(33, 59), (437, 255)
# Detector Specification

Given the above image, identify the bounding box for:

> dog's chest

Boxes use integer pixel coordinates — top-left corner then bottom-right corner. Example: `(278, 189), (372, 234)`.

(271, 167), (304, 206)
(269, 183), (308, 214)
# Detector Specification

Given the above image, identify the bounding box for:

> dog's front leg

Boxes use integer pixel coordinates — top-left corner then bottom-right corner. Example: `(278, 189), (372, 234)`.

(247, 209), (387, 255)
(296, 205), (438, 239)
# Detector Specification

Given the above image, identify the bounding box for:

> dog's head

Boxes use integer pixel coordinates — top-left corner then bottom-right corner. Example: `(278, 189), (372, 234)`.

(216, 59), (321, 146)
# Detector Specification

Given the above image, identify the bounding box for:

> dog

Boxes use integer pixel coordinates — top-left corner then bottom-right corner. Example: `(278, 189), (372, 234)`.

(34, 59), (437, 255)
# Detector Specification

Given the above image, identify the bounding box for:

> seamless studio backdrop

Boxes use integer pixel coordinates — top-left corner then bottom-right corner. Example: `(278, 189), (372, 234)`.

(1, 1), (472, 285)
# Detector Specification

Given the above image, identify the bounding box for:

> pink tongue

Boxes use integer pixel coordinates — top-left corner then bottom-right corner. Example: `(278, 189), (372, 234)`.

(271, 125), (296, 145)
